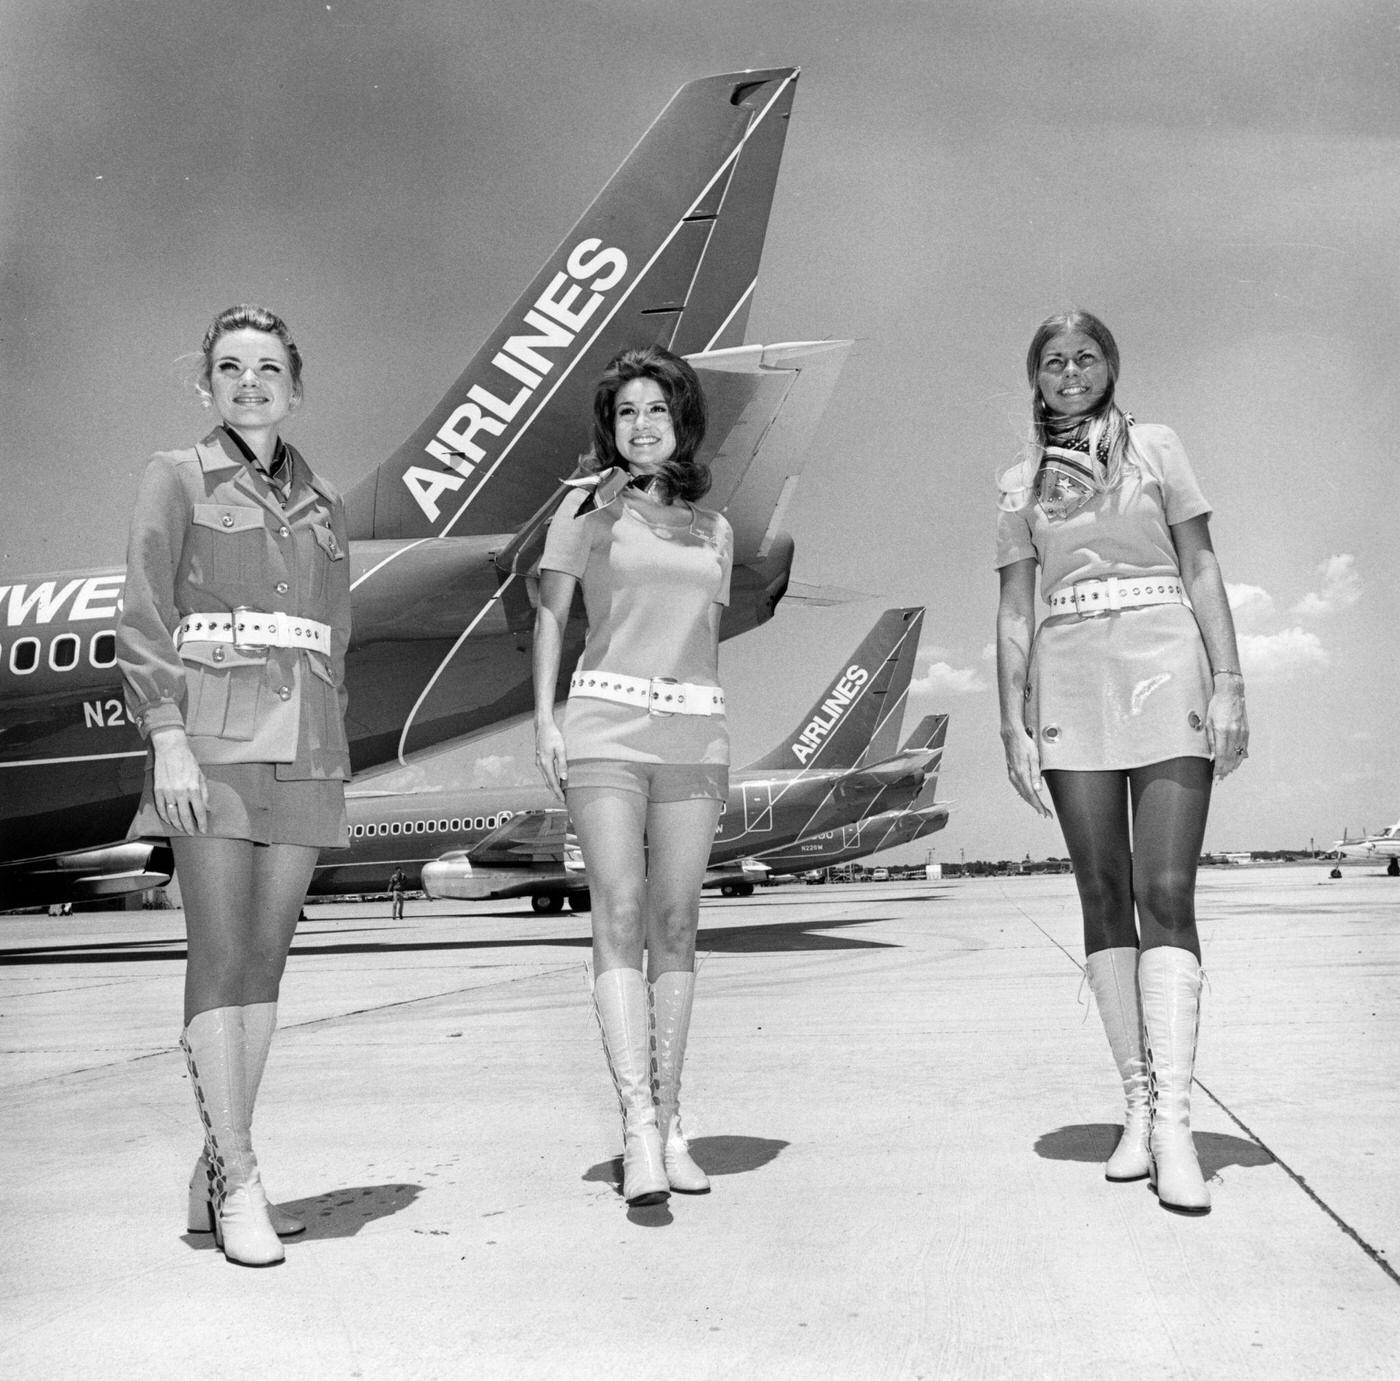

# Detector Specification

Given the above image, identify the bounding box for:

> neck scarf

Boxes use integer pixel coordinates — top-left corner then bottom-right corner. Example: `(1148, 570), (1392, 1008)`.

(223, 426), (292, 502)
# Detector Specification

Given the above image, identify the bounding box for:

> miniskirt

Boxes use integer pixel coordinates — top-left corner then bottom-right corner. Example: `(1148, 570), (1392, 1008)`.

(565, 758), (728, 802)
(127, 761), (348, 848)
(1025, 602), (1212, 771)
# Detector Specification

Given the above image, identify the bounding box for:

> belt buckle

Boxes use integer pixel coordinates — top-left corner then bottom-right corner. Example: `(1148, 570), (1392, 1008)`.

(648, 676), (678, 718)
(233, 607), (272, 653)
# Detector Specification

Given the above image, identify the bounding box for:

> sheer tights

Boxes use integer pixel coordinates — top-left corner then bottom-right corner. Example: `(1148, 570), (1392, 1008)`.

(172, 836), (319, 1024)
(567, 787), (723, 979)
(1044, 757), (1212, 959)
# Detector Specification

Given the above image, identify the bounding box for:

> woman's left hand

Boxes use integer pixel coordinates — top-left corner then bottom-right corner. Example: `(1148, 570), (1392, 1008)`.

(1206, 675), (1249, 780)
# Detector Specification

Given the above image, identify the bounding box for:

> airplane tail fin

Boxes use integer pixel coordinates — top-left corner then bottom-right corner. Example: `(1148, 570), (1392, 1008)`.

(743, 608), (925, 773)
(900, 714), (949, 806)
(346, 68), (799, 543)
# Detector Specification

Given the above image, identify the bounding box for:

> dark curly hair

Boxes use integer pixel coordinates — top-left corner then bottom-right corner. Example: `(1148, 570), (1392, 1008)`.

(589, 345), (710, 503)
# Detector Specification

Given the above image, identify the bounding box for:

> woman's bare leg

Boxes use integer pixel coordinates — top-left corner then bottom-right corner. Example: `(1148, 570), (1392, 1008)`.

(643, 797), (723, 980)
(174, 837), (317, 1023)
(567, 786), (649, 973)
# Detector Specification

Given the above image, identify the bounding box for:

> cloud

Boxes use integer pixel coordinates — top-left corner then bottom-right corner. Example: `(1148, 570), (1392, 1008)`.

(1239, 628), (1329, 681)
(1291, 554), (1361, 618)
(912, 661), (990, 697)
(1226, 583), (1276, 630)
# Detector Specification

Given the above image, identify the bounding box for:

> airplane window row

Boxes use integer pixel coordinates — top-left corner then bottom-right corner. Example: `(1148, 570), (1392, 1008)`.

(7, 630), (118, 675)
(349, 814), (510, 839)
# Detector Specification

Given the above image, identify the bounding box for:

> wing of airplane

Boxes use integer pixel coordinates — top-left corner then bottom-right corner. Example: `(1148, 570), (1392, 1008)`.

(419, 808), (586, 911)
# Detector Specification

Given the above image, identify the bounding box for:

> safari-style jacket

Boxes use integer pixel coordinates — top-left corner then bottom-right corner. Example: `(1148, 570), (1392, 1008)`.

(116, 428), (351, 780)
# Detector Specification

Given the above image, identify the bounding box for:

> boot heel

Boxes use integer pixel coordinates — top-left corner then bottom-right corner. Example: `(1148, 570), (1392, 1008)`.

(187, 1160), (214, 1233)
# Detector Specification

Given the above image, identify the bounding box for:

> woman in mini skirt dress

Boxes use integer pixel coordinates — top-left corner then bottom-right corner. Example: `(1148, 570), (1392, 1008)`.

(996, 310), (1248, 1215)
(117, 305), (351, 1266)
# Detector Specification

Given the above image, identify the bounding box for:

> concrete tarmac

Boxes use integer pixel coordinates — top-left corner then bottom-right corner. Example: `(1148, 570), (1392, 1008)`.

(3, 866), (1398, 1379)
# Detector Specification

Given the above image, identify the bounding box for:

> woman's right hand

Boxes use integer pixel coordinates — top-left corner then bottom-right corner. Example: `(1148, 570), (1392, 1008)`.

(535, 718), (568, 801)
(149, 727), (209, 833)
(1002, 725), (1053, 818)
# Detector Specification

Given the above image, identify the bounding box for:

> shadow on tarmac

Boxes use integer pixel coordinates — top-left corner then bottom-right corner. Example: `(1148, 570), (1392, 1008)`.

(1035, 1123), (1276, 1178)
(179, 1182), (423, 1252)
(583, 1135), (790, 1217)
(3, 918), (898, 965)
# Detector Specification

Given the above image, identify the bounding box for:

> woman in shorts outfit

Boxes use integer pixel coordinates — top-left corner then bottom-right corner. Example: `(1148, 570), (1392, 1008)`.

(117, 305), (351, 1264)
(995, 310), (1248, 1214)
(533, 345), (732, 1207)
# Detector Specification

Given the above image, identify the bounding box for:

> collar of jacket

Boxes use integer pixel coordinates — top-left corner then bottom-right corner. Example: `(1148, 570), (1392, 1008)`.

(195, 428), (339, 511)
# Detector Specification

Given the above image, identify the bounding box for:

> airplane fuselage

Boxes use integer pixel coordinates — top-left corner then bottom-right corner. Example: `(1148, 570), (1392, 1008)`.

(353, 752), (941, 904)
(0, 535), (790, 875)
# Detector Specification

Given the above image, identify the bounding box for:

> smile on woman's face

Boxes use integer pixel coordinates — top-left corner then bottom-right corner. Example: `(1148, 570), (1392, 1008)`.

(207, 328), (298, 433)
(1037, 330), (1111, 419)
(613, 378), (677, 472)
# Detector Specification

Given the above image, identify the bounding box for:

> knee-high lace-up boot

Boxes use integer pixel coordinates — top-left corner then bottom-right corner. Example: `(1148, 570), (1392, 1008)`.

(593, 968), (669, 1206)
(187, 1002), (304, 1237)
(650, 971), (710, 1194)
(1139, 946), (1211, 1215)
(1085, 947), (1151, 1182)
(182, 1007), (285, 1265)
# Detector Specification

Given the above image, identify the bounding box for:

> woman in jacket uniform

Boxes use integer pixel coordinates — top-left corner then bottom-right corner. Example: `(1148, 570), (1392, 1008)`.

(533, 346), (732, 1207)
(995, 310), (1248, 1214)
(117, 305), (351, 1265)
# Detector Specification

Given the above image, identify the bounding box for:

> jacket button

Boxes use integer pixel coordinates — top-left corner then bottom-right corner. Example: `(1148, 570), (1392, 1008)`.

(221, 514), (234, 528)
(278, 686), (292, 701)
(275, 581), (289, 594)
(279, 526), (290, 538)
(213, 647), (225, 663)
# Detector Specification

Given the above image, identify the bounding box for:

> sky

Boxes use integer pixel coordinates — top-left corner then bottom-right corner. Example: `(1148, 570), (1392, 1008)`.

(4, 0), (1397, 863)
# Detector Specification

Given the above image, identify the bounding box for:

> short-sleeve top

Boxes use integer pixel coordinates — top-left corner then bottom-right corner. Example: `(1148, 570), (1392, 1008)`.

(994, 423), (1211, 599)
(540, 485), (733, 764)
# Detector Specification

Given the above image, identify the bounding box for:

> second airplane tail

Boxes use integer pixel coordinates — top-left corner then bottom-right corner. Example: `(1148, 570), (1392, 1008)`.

(742, 608), (925, 774)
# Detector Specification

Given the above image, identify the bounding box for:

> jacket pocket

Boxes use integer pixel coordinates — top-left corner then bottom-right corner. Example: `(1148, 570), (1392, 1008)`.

(306, 521), (344, 602)
(191, 504), (267, 585)
(304, 654), (349, 761)
(180, 642), (266, 741)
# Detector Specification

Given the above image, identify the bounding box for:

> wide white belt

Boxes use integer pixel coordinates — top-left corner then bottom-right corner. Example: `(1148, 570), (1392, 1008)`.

(1047, 576), (1186, 617)
(569, 671), (726, 717)
(174, 611), (332, 654)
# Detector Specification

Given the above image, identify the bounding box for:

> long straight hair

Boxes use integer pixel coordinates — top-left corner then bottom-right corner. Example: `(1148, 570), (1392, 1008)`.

(1024, 309), (1133, 491)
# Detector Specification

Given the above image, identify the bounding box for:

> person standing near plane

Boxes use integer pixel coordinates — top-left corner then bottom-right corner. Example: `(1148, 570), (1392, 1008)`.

(116, 305), (351, 1266)
(995, 310), (1248, 1215)
(389, 866), (407, 921)
(533, 346), (731, 1207)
